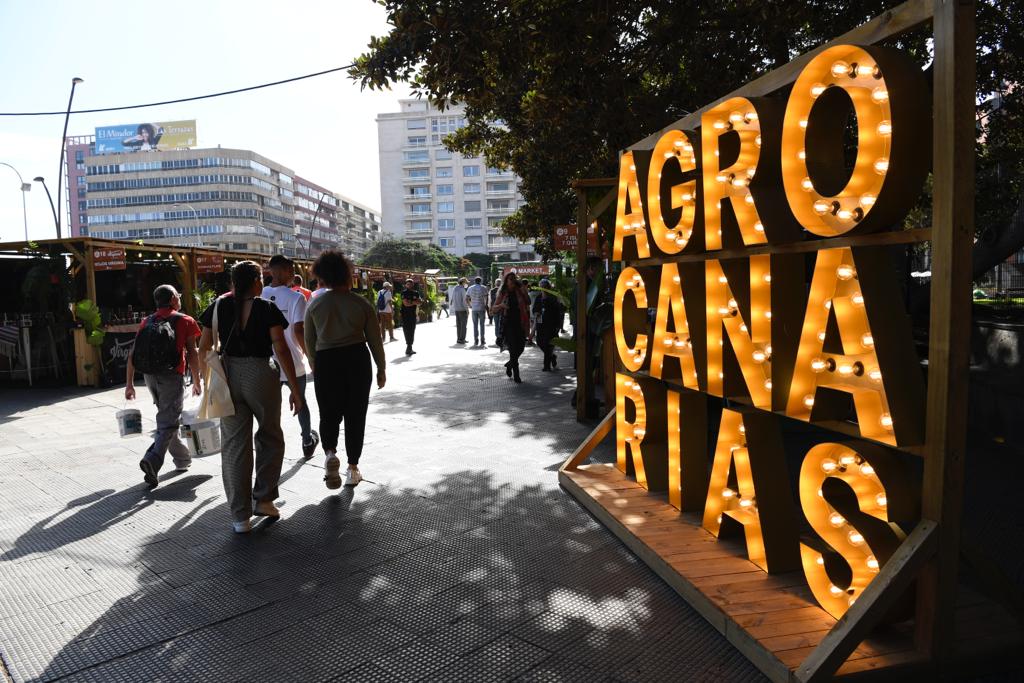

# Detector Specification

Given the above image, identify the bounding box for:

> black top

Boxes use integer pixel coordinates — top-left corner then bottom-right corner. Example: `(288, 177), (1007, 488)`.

(400, 288), (420, 319)
(199, 294), (288, 358)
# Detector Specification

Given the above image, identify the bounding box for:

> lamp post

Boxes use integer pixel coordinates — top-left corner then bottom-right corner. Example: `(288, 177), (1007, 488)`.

(172, 202), (199, 247)
(0, 162), (30, 241)
(55, 77), (84, 239)
(33, 177), (58, 237)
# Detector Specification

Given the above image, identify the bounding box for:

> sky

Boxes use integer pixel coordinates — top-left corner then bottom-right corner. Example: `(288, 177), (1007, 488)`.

(0, 0), (413, 243)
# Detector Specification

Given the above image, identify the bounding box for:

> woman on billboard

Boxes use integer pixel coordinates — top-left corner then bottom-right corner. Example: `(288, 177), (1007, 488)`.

(121, 123), (163, 151)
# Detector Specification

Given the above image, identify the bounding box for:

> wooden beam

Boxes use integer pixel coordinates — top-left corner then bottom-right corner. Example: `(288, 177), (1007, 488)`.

(575, 184), (590, 422)
(65, 242), (86, 267)
(561, 410), (615, 471)
(589, 186), (618, 222)
(571, 177), (616, 188)
(84, 242), (97, 305)
(628, 0), (935, 152)
(795, 520), (937, 682)
(916, 0), (975, 661)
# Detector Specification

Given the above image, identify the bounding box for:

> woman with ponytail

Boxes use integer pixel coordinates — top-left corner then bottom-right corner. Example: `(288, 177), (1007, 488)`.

(198, 260), (303, 533)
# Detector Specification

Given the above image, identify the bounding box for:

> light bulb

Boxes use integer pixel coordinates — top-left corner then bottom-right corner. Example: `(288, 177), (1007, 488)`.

(738, 424), (746, 435)
(743, 111), (758, 124)
(838, 363), (855, 377)
(852, 292), (865, 306)
(664, 337), (674, 347)
(836, 264), (856, 280)
(848, 530), (864, 546)
(731, 176), (748, 188)
(860, 193), (877, 208)
(871, 87), (889, 103)
(829, 512), (845, 528)
(861, 333), (874, 348)
(879, 413), (893, 430)
(629, 164), (636, 171)
(868, 367), (881, 382)
(729, 111), (744, 124)
(718, 306), (731, 317)
(866, 555), (879, 570)
(860, 462), (875, 476)
(875, 492), (887, 508)
(716, 514), (723, 524)
(663, 151), (674, 159)
(713, 119), (727, 130)
(804, 394), (816, 409)
(856, 63), (877, 78)
(829, 584), (844, 597)
(681, 191), (693, 201)
(765, 310), (772, 320)
(739, 323), (748, 333)
(874, 158), (889, 174)
(718, 275), (728, 284)
(755, 135), (762, 147)
(821, 458), (837, 473)
(633, 427), (646, 439)
(727, 298), (738, 310)
(722, 487), (736, 498)
(673, 338), (686, 349)
(763, 273), (772, 283)
(837, 208), (854, 220)
(739, 497), (754, 508)
(816, 555), (825, 565)
(824, 298), (832, 310)
(763, 379), (772, 391)
(675, 236), (686, 246)
(752, 350), (766, 364)
(744, 193), (755, 205)
(672, 274), (681, 284)
(799, 119), (808, 129)
(632, 273), (642, 282)
(839, 453), (856, 466)
(798, 149), (807, 160)
(716, 173), (729, 183)
(876, 120), (892, 136)
(810, 82), (827, 98)
(811, 357), (827, 372)
(754, 222), (764, 233)
(746, 167), (756, 178)
(764, 345), (772, 355)
(831, 60), (851, 78)
(632, 382), (642, 393)
(813, 200), (831, 215)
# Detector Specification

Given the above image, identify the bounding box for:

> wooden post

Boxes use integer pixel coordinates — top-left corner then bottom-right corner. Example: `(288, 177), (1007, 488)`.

(575, 184), (589, 422)
(916, 0), (975, 661)
(173, 252), (195, 316)
(84, 240), (97, 304)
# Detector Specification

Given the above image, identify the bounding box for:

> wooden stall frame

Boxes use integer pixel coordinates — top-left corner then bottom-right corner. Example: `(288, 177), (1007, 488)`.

(560, 0), (1008, 680)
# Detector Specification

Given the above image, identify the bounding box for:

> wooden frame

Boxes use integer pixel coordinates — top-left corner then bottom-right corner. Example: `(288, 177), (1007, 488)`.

(563, 0), (1022, 679)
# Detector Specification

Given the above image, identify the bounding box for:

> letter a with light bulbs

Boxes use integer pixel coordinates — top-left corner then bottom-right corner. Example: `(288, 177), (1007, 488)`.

(561, 10), (993, 673)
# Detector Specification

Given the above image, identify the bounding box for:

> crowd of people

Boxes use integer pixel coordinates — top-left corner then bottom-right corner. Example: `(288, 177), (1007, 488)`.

(124, 255), (564, 533)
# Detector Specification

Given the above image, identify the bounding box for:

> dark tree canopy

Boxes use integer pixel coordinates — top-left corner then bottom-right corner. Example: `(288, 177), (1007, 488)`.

(351, 1), (1021, 257)
(362, 237), (472, 275)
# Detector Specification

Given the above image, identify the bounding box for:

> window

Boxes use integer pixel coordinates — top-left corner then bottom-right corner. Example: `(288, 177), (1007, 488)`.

(439, 237), (455, 248)
(463, 183), (480, 194)
(464, 200), (481, 212)
(408, 186), (431, 197)
(462, 165), (480, 177)
(407, 136), (426, 146)
(488, 216), (505, 227)
(407, 168), (429, 178)
(465, 236), (483, 248)
(436, 167), (453, 178)
(488, 199), (511, 210)
(465, 218), (482, 229)
(77, 176), (86, 186)
(438, 202), (455, 213)
(403, 150), (429, 162)
(438, 219), (455, 230)
(487, 181), (512, 192)
(436, 184), (454, 196)
(409, 202), (431, 214)
(78, 201), (86, 211)
(407, 118), (426, 130)
(410, 220), (431, 231)
(435, 148), (452, 160)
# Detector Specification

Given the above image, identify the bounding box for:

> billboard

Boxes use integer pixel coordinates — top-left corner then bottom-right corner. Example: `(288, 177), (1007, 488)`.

(94, 120), (197, 155)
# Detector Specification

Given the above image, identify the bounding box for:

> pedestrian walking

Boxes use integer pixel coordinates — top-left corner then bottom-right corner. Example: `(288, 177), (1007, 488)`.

(304, 251), (386, 490)
(492, 272), (530, 383)
(376, 282), (398, 342)
(535, 279), (565, 372)
(524, 279), (540, 345)
(262, 255), (319, 459)
(449, 277), (469, 344)
(490, 278), (504, 349)
(467, 276), (489, 346)
(125, 285), (202, 488)
(198, 261), (304, 534)
(400, 279), (423, 356)
(291, 274), (312, 301)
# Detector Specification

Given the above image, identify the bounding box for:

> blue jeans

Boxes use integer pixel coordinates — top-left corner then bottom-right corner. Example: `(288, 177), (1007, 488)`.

(472, 310), (487, 343)
(282, 374), (312, 443)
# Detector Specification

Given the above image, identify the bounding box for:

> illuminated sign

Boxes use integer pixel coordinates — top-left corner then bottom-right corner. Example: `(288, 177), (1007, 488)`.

(610, 45), (929, 618)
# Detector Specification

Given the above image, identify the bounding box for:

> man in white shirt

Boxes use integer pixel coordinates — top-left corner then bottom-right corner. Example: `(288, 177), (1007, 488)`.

(449, 278), (470, 344)
(263, 255), (319, 458)
(467, 276), (490, 346)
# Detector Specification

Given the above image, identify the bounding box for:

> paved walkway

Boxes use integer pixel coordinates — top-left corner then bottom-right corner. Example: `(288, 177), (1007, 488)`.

(0, 316), (764, 683)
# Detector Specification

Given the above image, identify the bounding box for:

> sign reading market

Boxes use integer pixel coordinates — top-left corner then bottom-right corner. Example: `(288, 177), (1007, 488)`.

(611, 45), (928, 619)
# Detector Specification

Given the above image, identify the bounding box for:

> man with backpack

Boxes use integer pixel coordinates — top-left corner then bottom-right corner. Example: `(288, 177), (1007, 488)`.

(125, 285), (202, 488)
(376, 281), (397, 342)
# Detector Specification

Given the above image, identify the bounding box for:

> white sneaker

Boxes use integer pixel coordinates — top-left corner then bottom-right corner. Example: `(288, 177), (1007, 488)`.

(325, 454), (342, 490)
(344, 468), (362, 487)
(232, 520), (251, 534)
(253, 500), (280, 518)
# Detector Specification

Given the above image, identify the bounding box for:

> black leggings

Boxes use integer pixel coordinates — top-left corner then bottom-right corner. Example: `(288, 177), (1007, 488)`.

(505, 327), (525, 368)
(314, 344), (372, 465)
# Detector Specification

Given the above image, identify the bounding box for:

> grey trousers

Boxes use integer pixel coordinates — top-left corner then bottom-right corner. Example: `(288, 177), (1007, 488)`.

(142, 373), (191, 472)
(454, 310), (469, 341)
(221, 356), (285, 523)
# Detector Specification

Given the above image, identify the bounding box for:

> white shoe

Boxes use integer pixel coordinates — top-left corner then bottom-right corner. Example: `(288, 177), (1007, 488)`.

(232, 520), (251, 534)
(325, 454), (342, 490)
(253, 500), (280, 518)
(344, 468), (362, 487)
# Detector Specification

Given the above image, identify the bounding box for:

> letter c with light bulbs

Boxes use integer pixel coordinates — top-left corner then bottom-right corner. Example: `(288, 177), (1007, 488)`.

(611, 45), (929, 619)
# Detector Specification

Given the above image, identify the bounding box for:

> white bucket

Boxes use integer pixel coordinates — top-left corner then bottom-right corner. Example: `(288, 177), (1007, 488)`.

(116, 409), (143, 438)
(180, 416), (221, 456)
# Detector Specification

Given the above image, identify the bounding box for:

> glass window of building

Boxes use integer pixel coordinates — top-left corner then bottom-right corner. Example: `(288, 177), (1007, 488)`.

(438, 219), (455, 230)
(439, 237), (455, 248)
(436, 167), (453, 178)
(403, 150), (429, 162)
(408, 136), (427, 146)
(463, 165), (480, 177)
(408, 168), (429, 178)
(465, 236), (483, 247)
(464, 200), (481, 212)
(488, 216), (505, 227)
(465, 218), (482, 229)
(488, 199), (511, 210)
(436, 184), (454, 196)
(438, 202), (455, 213)
(487, 181), (512, 192)
(463, 183), (480, 194)
(436, 148), (452, 160)
(410, 202), (431, 214)
(410, 220), (431, 231)
(409, 186), (431, 197)
(407, 118), (426, 130)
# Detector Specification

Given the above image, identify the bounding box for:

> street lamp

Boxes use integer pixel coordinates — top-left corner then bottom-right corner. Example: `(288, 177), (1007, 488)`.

(33, 177), (59, 236)
(0, 162), (30, 241)
(55, 76), (84, 239)
(173, 202), (200, 248)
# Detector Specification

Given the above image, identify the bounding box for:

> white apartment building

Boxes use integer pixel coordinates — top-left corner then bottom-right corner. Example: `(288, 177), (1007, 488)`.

(377, 99), (535, 259)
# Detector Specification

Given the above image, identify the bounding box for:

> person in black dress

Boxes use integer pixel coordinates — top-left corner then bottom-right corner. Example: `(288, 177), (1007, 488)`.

(492, 272), (529, 383)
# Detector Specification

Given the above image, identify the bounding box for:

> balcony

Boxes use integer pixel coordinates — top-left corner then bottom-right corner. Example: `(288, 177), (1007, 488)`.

(486, 169), (515, 177)
(405, 192), (432, 200)
(486, 207), (515, 216)
(402, 175), (431, 184)
(402, 158), (431, 167)
(404, 212), (433, 219)
(485, 188), (516, 197)
(406, 228), (434, 235)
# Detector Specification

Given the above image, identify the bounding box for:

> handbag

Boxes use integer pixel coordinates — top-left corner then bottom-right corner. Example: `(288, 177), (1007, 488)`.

(197, 296), (236, 419)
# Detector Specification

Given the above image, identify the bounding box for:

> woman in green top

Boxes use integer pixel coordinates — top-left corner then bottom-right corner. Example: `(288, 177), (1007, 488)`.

(304, 251), (386, 489)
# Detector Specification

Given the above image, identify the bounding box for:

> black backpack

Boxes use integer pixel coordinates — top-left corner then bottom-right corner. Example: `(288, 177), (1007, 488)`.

(377, 289), (389, 311)
(132, 313), (182, 374)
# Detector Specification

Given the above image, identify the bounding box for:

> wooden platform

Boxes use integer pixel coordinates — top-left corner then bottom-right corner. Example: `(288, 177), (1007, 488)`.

(560, 462), (1023, 682)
